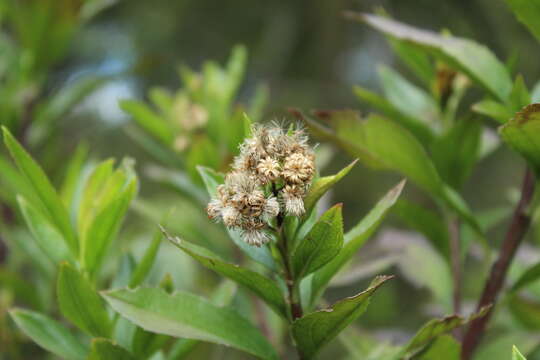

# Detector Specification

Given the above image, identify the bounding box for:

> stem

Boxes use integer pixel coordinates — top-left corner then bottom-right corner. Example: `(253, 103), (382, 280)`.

(449, 217), (462, 315)
(461, 168), (536, 360)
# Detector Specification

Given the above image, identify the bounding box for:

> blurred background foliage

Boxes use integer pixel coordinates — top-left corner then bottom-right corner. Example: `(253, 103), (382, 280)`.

(2, 0), (540, 359)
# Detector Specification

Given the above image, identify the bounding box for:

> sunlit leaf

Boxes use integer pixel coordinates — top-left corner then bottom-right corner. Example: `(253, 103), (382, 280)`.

(348, 13), (512, 101)
(103, 287), (278, 360)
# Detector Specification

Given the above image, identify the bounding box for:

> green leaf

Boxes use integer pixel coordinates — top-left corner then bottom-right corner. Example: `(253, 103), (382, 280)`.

(84, 180), (137, 275)
(349, 13), (512, 101)
(511, 261), (540, 293)
(505, 0), (540, 43)
(9, 309), (88, 360)
(129, 227), (163, 288)
(509, 75), (531, 112)
(353, 86), (434, 144)
(2, 127), (77, 254)
(401, 306), (490, 357)
(377, 65), (440, 129)
(308, 111), (442, 196)
(430, 117), (481, 189)
(60, 143), (89, 210)
(87, 338), (136, 360)
(500, 103), (540, 174)
(120, 100), (174, 145)
(387, 36), (435, 85)
(292, 275), (392, 359)
(508, 295), (540, 329)
(17, 195), (71, 264)
(57, 262), (111, 337)
(310, 180), (405, 305)
(186, 137), (220, 183)
(163, 229), (287, 317)
(397, 239), (453, 312)
(292, 204), (344, 278)
(513, 345), (528, 360)
(418, 335), (460, 360)
(473, 99), (514, 124)
(102, 287), (278, 360)
(197, 166), (276, 270)
(303, 160), (357, 213)
(394, 200), (450, 260)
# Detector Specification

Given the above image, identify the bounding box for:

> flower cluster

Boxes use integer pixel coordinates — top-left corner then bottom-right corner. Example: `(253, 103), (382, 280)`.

(207, 124), (316, 246)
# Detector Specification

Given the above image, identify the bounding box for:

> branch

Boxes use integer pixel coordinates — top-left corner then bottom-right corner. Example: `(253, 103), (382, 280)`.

(461, 168), (536, 360)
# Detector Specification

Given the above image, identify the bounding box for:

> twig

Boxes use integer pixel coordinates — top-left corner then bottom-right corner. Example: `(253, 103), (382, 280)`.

(461, 168), (536, 360)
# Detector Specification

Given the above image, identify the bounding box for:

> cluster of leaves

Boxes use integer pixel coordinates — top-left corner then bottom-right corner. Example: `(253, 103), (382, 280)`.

(300, 4), (540, 359)
(121, 45), (268, 186)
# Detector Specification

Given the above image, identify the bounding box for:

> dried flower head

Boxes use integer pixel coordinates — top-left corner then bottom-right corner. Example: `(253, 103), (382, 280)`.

(206, 123), (316, 246)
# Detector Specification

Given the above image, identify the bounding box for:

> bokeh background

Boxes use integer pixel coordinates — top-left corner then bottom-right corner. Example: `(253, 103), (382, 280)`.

(2, 0), (540, 359)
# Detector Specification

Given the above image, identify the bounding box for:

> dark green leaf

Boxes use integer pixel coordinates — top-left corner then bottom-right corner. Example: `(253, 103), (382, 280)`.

(430, 117), (481, 189)
(508, 295), (540, 329)
(164, 229), (287, 317)
(511, 261), (540, 293)
(394, 199), (450, 260)
(57, 262), (111, 337)
(129, 227), (163, 288)
(505, 0), (540, 43)
(9, 309), (88, 360)
(349, 13), (512, 101)
(401, 306), (490, 356)
(310, 180), (404, 305)
(292, 204), (344, 278)
(292, 275), (392, 359)
(102, 287), (278, 360)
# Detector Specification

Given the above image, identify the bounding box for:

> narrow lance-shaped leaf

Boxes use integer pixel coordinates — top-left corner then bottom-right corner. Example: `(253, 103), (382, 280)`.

(9, 309), (88, 360)
(2, 127), (77, 254)
(197, 166), (276, 270)
(347, 13), (512, 101)
(102, 287), (278, 360)
(513, 345), (528, 360)
(87, 338), (136, 360)
(83, 178), (137, 276)
(505, 0), (540, 43)
(292, 204), (344, 278)
(292, 275), (393, 359)
(129, 226), (163, 288)
(399, 307), (491, 358)
(500, 103), (540, 175)
(163, 228), (287, 317)
(17, 196), (71, 264)
(303, 160), (357, 213)
(511, 261), (540, 293)
(57, 262), (111, 337)
(310, 180), (405, 304)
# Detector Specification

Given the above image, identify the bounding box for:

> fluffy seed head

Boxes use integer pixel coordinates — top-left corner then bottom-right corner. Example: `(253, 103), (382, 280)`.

(206, 123), (316, 246)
